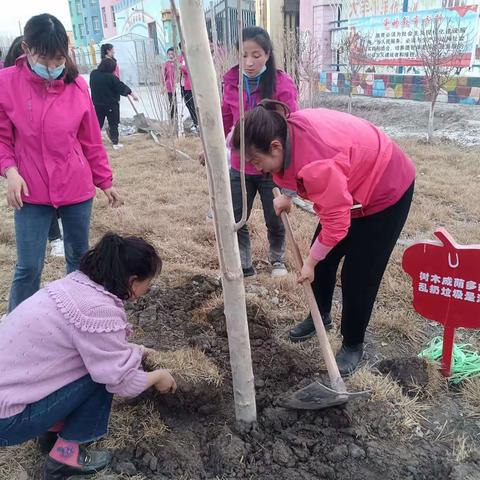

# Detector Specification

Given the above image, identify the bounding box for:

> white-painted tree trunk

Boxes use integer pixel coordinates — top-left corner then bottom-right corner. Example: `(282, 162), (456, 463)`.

(176, 0), (257, 423)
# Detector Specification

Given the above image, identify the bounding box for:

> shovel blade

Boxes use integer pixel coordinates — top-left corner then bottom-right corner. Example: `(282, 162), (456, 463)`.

(280, 381), (367, 410)
(134, 113), (150, 130)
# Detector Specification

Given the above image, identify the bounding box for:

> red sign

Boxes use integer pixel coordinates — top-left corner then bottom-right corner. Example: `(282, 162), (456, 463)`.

(402, 228), (480, 376)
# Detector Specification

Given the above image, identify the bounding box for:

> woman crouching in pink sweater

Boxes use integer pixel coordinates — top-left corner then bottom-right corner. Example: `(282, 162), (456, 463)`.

(0, 233), (176, 479)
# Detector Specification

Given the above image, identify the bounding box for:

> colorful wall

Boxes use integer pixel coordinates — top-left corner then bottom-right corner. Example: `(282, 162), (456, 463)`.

(319, 72), (480, 105)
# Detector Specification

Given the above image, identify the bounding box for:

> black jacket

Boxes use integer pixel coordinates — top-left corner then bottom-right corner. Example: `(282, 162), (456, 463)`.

(89, 69), (132, 106)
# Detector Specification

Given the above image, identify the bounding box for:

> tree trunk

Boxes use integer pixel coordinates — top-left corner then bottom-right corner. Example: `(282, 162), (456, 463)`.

(348, 89), (353, 113)
(427, 98), (436, 143)
(176, 0), (257, 423)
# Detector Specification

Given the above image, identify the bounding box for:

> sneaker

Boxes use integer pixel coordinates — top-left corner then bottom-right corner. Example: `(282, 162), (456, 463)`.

(271, 262), (288, 278)
(336, 342), (364, 376)
(44, 447), (111, 479)
(112, 143), (124, 150)
(242, 266), (256, 278)
(288, 312), (333, 343)
(50, 239), (65, 258)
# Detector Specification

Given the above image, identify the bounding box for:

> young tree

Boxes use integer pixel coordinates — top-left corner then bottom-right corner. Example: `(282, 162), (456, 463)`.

(283, 29), (324, 108)
(334, 30), (370, 113)
(174, 0), (257, 423)
(413, 16), (470, 142)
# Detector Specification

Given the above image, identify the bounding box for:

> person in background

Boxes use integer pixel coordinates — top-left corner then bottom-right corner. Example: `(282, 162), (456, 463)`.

(90, 57), (138, 151)
(4, 34), (66, 258)
(178, 42), (199, 133)
(164, 47), (177, 126)
(232, 99), (415, 374)
(220, 26), (299, 278)
(0, 233), (177, 479)
(3, 36), (23, 68)
(0, 14), (121, 313)
(101, 43), (120, 78)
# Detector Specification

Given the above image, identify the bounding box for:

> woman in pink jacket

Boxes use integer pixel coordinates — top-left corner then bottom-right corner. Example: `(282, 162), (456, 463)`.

(222, 26), (299, 278)
(232, 100), (415, 375)
(0, 14), (121, 312)
(178, 42), (198, 132)
(164, 47), (177, 123)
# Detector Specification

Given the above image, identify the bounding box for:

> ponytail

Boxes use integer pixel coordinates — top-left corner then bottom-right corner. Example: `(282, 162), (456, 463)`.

(232, 99), (289, 155)
(79, 232), (162, 300)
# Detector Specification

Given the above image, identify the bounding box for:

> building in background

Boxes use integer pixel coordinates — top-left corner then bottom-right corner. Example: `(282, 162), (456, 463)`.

(69, 0), (88, 47)
(100, 0), (120, 39)
(82, 0), (104, 44)
(205, 0), (256, 46)
(300, 0), (480, 104)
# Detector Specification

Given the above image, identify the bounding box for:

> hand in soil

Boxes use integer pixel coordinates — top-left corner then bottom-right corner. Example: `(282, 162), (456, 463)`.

(154, 369), (177, 394)
(142, 347), (157, 359)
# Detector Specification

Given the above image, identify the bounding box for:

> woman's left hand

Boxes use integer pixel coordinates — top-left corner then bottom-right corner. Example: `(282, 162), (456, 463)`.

(298, 255), (318, 284)
(103, 187), (123, 207)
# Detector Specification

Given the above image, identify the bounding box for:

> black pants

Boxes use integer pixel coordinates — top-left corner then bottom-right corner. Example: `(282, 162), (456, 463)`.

(311, 182), (414, 346)
(94, 104), (120, 144)
(181, 87), (198, 127)
(168, 92), (177, 122)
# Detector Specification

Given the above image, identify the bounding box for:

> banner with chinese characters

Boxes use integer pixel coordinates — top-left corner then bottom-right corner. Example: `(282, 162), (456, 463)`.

(349, 6), (479, 67)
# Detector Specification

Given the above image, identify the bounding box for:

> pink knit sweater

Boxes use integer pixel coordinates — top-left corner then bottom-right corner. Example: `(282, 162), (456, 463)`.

(0, 271), (148, 419)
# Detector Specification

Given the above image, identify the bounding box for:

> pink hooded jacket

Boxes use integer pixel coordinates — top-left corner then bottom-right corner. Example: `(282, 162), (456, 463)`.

(164, 60), (176, 93)
(222, 65), (299, 176)
(0, 56), (113, 208)
(273, 109), (416, 260)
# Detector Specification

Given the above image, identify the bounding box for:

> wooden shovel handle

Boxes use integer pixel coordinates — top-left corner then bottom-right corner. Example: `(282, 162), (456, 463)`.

(273, 188), (347, 393)
(127, 94), (139, 115)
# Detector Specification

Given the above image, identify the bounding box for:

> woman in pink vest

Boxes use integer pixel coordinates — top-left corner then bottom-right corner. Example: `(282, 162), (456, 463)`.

(0, 14), (121, 312)
(222, 26), (299, 278)
(232, 100), (415, 374)
(164, 47), (177, 124)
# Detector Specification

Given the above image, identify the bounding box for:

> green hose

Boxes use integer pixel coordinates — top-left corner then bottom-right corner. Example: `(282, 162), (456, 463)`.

(419, 336), (480, 384)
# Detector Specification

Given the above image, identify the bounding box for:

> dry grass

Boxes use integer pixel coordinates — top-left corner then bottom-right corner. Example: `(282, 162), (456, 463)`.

(99, 398), (168, 450)
(461, 377), (480, 417)
(348, 366), (427, 432)
(0, 441), (41, 480)
(143, 348), (223, 387)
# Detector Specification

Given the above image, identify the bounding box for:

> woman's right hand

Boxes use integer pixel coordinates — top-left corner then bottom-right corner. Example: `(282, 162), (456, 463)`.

(5, 167), (29, 209)
(273, 194), (292, 216)
(198, 151), (206, 166)
(153, 369), (177, 394)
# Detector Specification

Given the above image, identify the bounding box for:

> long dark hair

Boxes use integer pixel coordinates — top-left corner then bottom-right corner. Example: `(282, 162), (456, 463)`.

(101, 43), (114, 59)
(79, 233), (162, 300)
(23, 13), (78, 84)
(232, 99), (289, 155)
(4, 36), (24, 68)
(240, 26), (277, 100)
(97, 57), (117, 74)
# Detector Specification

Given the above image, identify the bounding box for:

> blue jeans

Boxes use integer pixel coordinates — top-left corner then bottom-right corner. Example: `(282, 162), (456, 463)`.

(0, 375), (113, 446)
(8, 199), (93, 312)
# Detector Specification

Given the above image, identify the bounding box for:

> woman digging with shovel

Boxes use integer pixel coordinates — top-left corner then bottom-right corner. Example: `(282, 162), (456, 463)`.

(232, 99), (416, 376)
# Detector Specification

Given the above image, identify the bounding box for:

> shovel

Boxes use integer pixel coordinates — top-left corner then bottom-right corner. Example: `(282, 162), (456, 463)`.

(273, 188), (367, 410)
(127, 95), (151, 132)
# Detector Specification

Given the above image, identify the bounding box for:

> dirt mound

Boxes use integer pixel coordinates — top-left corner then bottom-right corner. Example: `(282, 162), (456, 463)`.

(376, 357), (430, 397)
(115, 277), (480, 479)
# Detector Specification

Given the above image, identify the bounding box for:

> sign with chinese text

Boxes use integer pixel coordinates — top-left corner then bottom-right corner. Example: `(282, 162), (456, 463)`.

(403, 229), (480, 376)
(348, 0), (445, 19)
(349, 6), (479, 67)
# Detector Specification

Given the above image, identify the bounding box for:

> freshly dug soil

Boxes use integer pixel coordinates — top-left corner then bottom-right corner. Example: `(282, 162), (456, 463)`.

(108, 275), (480, 480)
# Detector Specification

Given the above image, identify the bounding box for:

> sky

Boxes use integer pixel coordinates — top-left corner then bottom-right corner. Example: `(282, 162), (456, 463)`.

(0, 0), (72, 37)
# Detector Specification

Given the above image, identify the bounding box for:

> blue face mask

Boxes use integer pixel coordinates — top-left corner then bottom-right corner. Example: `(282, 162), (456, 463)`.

(30, 61), (65, 80)
(244, 65), (267, 79)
